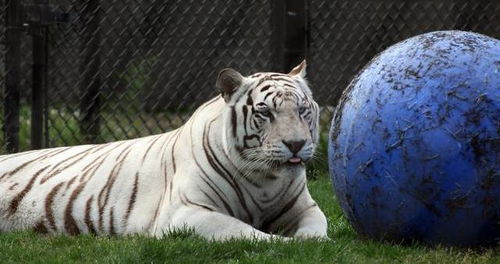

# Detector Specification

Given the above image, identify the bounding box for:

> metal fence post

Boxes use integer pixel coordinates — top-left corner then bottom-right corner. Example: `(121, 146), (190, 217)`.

(4, 0), (22, 153)
(80, 0), (101, 143)
(30, 0), (49, 150)
(284, 0), (308, 70)
(270, 0), (286, 73)
(271, 0), (308, 73)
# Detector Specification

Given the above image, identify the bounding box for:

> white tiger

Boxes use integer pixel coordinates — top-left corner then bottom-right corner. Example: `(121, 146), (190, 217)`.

(0, 61), (328, 240)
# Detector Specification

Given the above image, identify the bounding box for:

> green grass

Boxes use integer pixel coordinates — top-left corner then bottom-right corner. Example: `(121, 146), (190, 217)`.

(0, 174), (498, 263)
(1, 106), (498, 263)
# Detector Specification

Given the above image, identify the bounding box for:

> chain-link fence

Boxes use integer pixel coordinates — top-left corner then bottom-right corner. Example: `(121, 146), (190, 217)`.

(1, 0), (500, 153)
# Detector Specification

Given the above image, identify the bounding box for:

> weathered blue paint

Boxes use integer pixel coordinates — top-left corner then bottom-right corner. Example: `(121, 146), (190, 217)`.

(329, 31), (500, 247)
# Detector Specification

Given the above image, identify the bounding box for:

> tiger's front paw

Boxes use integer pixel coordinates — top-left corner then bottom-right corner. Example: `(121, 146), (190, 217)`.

(294, 227), (330, 240)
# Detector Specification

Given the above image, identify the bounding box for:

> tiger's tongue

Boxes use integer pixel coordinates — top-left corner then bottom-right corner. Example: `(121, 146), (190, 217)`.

(288, 157), (302, 164)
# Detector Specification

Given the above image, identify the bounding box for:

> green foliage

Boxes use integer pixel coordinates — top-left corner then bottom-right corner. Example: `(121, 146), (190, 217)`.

(115, 56), (158, 112)
(307, 128), (330, 178)
(307, 108), (334, 177)
(0, 104), (191, 153)
(0, 176), (498, 263)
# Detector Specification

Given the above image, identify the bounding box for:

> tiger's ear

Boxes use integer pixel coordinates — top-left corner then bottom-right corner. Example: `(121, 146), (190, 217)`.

(288, 60), (306, 78)
(216, 68), (244, 103)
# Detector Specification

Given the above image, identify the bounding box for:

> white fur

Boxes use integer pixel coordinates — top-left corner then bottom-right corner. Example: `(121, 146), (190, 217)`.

(0, 67), (328, 241)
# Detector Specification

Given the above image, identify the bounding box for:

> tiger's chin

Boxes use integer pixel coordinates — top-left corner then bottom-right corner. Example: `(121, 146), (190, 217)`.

(274, 163), (306, 179)
(266, 158), (308, 175)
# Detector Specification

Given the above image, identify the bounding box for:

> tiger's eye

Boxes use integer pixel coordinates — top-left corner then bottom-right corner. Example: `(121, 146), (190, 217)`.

(298, 107), (307, 114)
(260, 109), (272, 117)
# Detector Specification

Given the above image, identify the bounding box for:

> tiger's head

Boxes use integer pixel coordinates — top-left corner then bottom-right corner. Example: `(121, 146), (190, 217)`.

(217, 61), (319, 175)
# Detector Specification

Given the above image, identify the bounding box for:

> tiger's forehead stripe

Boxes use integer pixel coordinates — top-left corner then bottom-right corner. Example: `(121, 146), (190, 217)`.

(260, 85), (271, 92)
(254, 73), (295, 87)
(245, 73), (306, 107)
(254, 89), (304, 107)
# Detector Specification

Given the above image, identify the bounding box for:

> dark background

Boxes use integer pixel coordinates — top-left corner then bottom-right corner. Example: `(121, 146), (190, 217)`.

(1, 0), (499, 153)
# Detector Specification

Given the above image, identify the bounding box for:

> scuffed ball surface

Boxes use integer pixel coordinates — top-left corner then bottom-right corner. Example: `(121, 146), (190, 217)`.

(329, 31), (500, 247)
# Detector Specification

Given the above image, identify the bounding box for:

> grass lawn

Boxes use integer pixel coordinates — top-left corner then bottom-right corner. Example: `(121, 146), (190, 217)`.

(0, 172), (498, 264)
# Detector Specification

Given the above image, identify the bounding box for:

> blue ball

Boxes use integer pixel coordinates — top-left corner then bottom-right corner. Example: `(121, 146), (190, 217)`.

(328, 31), (500, 247)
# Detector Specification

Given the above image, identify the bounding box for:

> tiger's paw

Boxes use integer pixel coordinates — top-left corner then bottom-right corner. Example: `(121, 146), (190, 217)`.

(293, 228), (330, 241)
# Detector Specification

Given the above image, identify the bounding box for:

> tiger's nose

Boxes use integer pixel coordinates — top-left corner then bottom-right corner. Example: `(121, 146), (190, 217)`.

(282, 140), (306, 154)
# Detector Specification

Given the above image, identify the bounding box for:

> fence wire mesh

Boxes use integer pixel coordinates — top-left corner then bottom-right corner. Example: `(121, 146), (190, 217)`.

(1, 0), (499, 153)
(309, 1), (500, 127)
(44, 0), (273, 147)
